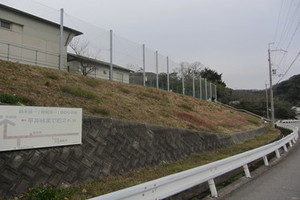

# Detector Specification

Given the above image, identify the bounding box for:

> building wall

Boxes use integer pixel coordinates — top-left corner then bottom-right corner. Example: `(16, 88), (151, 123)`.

(68, 60), (130, 83)
(0, 7), (76, 69)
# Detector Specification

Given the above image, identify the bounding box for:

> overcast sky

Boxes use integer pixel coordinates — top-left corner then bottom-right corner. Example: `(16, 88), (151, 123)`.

(1, 0), (300, 89)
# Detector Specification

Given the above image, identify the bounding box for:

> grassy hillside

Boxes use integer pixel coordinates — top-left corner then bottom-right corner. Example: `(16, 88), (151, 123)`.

(0, 60), (260, 133)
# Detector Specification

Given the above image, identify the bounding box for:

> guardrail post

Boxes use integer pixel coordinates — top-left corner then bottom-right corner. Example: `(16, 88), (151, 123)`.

(263, 156), (269, 166)
(243, 164), (251, 178)
(283, 144), (288, 152)
(289, 141), (293, 147)
(275, 149), (281, 158)
(208, 178), (218, 198)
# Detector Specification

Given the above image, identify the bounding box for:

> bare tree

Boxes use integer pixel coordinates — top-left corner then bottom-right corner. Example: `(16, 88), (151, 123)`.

(190, 61), (204, 72)
(126, 64), (141, 72)
(69, 38), (98, 76)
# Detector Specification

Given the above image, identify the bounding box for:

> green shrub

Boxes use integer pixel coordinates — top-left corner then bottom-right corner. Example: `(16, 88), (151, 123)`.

(0, 93), (19, 104)
(178, 104), (193, 111)
(83, 79), (99, 87)
(0, 93), (34, 105)
(247, 118), (260, 125)
(119, 87), (130, 94)
(90, 107), (110, 115)
(104, 92), (114, 97)
(21, 185), (70, 200)
(43, 72), (59, 80)
(61, 86), (97, 99)
(138, 91), (163, 101)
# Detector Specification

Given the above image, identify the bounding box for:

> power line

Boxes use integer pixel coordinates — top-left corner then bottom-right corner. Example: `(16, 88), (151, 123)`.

(274, 20), (300, 73)
(276, 51), (300, 84)
(285, 20), (300, 51)
(273, 0), (285, 43)
(272, 0), (300, 80)
(275, 0), (294, 49)
(281, 2), (300, 48)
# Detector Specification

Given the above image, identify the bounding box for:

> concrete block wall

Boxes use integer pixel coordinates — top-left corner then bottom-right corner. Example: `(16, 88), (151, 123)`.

(0, 116), (265, 196)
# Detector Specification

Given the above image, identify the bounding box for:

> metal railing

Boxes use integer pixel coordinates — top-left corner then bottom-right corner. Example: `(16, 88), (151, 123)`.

(217, 101), (271, 122)
(0, 41), (61, 69)
(89, 120), (299, 200)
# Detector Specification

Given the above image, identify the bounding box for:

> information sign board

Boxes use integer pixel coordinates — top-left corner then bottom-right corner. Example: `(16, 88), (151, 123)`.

(0, 105), (82, 151)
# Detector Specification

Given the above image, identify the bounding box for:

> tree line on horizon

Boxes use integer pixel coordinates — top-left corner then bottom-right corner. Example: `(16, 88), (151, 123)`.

(227, 74), (300, 119)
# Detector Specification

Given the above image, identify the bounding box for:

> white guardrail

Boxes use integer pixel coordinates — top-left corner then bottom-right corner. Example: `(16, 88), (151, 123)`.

(89, 120), (300, 200)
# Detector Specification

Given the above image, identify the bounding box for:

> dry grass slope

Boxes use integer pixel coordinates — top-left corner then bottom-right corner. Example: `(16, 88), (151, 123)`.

(0, 60), (260, 133)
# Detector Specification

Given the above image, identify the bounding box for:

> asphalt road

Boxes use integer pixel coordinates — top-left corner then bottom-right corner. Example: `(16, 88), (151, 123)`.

(221, 123), (300, 200)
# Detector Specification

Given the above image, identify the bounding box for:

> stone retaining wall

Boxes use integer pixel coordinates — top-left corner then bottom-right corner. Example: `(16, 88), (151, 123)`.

(0, 116), (265, 196)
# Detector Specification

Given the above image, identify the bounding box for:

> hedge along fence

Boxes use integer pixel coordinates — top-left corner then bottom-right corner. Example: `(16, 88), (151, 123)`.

(0, 116), (266, 196)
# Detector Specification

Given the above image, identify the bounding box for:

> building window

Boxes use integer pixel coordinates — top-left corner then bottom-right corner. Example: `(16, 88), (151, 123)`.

(0, 20), (11, 30)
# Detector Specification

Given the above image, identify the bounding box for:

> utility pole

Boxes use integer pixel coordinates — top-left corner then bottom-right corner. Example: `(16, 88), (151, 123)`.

(268, 43), (287, 127)
(268, 43), (275, 127)
(265, 83), (269, 120)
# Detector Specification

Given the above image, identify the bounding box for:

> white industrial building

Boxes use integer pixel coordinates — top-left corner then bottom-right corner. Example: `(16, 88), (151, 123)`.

(292, 106), (300, 120)
(0, 3), (132, 83)
(67, 53), (132, 83)
(0, 3), (82, 69)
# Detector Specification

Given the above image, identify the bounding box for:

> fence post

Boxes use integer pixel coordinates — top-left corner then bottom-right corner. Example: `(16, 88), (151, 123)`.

(205, 78), (207, 100)
(215, 84), (217, 102)
(142, 44), (146, 86)
(210, 82), (212, 100)
(167, 56), (170, 91)
(182, 65), (185, 95)
(59, 8), (64, 70)
(7, 44), (10, 61)
(199, 76), (202, 100)
(156, 51), (159, 89)
(192, 68), (195, 97)
(110, 30), (113, 80)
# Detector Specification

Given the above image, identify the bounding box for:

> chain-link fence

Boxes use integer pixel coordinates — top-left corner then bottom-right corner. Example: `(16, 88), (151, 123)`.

(0, 1), (218, 101)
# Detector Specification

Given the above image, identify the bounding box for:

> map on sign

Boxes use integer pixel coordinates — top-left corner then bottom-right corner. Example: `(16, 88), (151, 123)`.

(0, 105), (82, 151)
